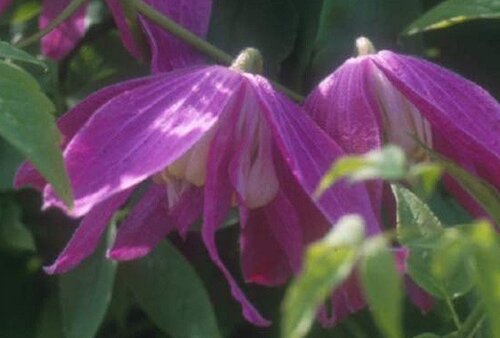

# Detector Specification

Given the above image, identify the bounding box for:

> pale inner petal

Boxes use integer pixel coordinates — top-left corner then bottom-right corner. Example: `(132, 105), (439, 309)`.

(371, 67), (433, 161)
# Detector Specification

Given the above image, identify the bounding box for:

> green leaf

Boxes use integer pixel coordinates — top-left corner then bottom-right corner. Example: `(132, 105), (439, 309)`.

(208, 0), (299, 75)
(281, 215), (364, 338)
(0, 41), (46, 68)
(468, 220), (500, 338)
(36, 294), (64, 338)
(392, 185), (473, 299)
(403, 0), (500, 35)
(0, 139), (24, 190)
(0, 197), (35, 252)
(0, 61), (73, 206)
(280, 0), (323, 92)
(123, 240), (221, 338)
(316, 145), (407, 197)
(392, 184), (444, 244)
(59, 226), (117, 338)
(412, 334), (441, 338)
(360, 237), (403, 338)
(423, 148), (500, 223)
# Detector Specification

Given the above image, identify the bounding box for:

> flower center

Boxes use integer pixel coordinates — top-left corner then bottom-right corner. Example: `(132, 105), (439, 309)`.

(153, 88), (280, 209)
(371, 68), (433, 162)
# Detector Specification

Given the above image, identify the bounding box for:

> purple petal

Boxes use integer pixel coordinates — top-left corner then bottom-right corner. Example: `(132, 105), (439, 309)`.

(372, 51), (500, 189)
(168, 185), (204, 237)
(304, 57), (385, 218)
(405, 278), (434, 313)
(105, 0), (212, 72)
(108, 184), (173, 261)
(239, 190), (303, 287)
(40, 0), (89, 60)
(14, 76), (155, 191)
(202, 92), (270, 326)
(44, 66), (242, 217)
(249, 75), (382, 236)
(318, 272), (366, 327)
(0, 0), (12, 14)
(140, 0), (212, 73)
(44, 189), (132, 274)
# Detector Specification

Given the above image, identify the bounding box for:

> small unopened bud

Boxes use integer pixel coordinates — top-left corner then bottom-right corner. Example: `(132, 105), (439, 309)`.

(356, 36), (376, 56)
(230, 48), (264, 74)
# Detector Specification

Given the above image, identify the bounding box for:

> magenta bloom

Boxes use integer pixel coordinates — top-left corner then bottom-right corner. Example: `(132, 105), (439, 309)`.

(0, 0), (11, 14)
(305, 38), (500, 218)
(15, 59), (380, 325)
(37, 0), (211, 66)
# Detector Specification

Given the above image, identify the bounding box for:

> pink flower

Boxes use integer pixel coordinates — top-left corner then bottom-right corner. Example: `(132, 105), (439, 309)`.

(15, 50), (380, 326)
(0, 0), (11, 14)
(305, 37), (500, 218)
(38, 0), (211, 67)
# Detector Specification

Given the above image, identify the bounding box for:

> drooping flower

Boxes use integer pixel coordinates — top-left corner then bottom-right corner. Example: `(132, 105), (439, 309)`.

(304, 37), (500, 218)
(15, 49), (381, 326)
(37, 0), (211, 66)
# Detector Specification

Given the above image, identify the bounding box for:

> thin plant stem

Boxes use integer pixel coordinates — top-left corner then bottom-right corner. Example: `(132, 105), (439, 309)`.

(131, 0), (304, 102)
(445, 296), (462, 330)
(16, 0), (88, 48)
(457, 304), (485, 338)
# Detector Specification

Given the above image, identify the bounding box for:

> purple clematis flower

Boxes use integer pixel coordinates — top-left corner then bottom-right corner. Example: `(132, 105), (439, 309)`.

(305, 37), (500, 218)
(34, 0), (211, 66)
(0, 0), (11, 14)
(15, 49), (381, 326)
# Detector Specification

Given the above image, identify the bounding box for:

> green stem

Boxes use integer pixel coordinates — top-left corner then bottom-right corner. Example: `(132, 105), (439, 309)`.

(16, 0), (88, 48)
(131, 0), (233, 65)
(457, 304), (485, 338)
(131, 0), (304, 102)
(445, 296), (462, 330)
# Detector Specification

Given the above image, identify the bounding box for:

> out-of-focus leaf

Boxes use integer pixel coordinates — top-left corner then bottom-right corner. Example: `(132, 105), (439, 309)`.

(309, 0), (422, 88)
(281, 0), (323, 92)
(208, 0), (298, 75)
(123, 240), (221, 338)
(281, 215), (364, 338)
(0, 139), (24, 190)
(404, 0), (500, 35)
(316, 145), (407, 197)
(0, 197), (35, 252)
(423, 148), (500, 223)
(0, 41), (45, 68)
(36, 293), (64, 338)
(11, 1), (41, 24)
(59, 226), (117, 338)
(360, 236), (403, 338)
(0, 61), (73, 206)
(413, 334), (441, 338)
(468, 220), (500, 338)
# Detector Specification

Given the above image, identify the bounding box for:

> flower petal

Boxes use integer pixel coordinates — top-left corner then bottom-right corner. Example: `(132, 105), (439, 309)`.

(44, 66), (242, 217)
(108, 184), (173, 261)
(44, 189), (132, 274)
(202, 91), (270, 326)
(168, 185), (204, 237)
(239, 190), (303, 287)
(372, 51), (500, 189)
(140, 0), (212, 73)
(14, 76), (156, 191)
(250, 75), (382, 235)
(304, 58), (385, 218)
(40, 0), (88, 60)
(0, 0), (12, 14)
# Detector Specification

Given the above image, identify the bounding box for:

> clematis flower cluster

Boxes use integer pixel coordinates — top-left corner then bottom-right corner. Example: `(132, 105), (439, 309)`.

(10, 0), (499, 329)
(305, 37), (500, 218)
(1, 0), (210, 71)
